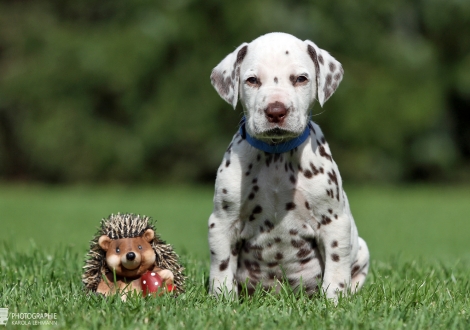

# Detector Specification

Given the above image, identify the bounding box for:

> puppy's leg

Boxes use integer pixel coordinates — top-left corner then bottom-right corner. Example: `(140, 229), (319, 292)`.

(351, 237), (369, 292)
(208, 212), (239, 298)
(320, 212), (353, 301)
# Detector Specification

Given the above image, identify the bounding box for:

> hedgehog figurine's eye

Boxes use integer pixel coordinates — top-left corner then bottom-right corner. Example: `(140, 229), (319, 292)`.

(116, 247), (120, 253)
(138, 245), (142, 250)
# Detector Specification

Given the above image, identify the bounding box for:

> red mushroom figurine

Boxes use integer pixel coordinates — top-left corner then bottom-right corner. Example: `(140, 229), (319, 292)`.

(141, 271), (163, 297)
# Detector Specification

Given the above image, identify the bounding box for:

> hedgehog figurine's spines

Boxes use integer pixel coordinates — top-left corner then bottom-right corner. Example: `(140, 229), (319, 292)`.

(82, 213), (185, 294)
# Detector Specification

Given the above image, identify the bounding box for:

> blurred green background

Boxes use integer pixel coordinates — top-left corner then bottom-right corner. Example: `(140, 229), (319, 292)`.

(1, 0), (469, 184)
(1, 1), (470, 263)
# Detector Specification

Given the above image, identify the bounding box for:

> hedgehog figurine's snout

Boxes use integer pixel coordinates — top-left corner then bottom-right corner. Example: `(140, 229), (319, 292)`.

(121, 252), (141, 271)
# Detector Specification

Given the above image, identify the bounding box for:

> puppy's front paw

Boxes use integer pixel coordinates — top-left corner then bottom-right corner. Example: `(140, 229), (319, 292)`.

(209, 279), (238, 299)
(324, 282), (349, 305)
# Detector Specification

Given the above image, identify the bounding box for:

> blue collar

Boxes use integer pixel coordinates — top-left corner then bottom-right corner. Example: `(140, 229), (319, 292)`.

(239, 117), (311, 154)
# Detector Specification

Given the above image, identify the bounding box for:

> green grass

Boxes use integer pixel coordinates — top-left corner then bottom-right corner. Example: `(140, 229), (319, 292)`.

(1, 184), (469, 329)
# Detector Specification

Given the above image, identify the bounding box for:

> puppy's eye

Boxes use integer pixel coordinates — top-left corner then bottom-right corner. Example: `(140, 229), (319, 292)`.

(138, 245), (142, 250)
(296, 76), (308, 84)
(116, 248), (120, 253)
(246, 77), (258, 85)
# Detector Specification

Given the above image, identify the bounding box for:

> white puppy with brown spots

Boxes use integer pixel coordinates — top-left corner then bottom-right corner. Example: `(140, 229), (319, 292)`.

(208, 32), (369, 301)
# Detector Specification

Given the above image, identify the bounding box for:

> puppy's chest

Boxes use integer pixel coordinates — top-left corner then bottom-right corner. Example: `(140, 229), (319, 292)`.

(238, 152), (324, 228)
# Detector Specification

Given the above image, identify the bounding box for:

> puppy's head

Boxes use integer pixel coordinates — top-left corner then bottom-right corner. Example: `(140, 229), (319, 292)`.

(211, 32), (343, 143)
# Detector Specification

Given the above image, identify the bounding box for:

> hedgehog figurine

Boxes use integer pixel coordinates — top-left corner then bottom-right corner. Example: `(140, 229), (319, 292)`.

(83, 213), (185, 300)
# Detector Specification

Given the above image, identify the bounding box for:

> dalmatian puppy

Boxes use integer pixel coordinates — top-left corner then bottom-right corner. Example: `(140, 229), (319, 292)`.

(208, 32), (369, 301)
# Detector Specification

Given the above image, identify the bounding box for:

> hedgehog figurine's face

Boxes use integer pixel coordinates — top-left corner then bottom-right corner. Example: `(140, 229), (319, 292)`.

(98, 229), (156, 278)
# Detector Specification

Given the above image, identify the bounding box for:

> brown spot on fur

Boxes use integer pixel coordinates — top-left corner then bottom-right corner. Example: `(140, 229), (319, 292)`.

(321, 215), (332, 225)
(289, 74), (296, 85)
(326, 74), (332, 86)
(327, 170), (340, 201)
(210, 223), (215, 228)
(351, 265), (360, 276)
(291, 239), (305, 248)
(290, 175), (296, 184)
(307, 45), (321, 91)
(252, 247), (263, 261)
(319, 146), (332, 161)
(245, 260), (261, 274)
(304, 170), (313, 178)
(331, 254), (340, 262)
(305, 201), (311, 210)
(236, 45), (248, 64)
(219, 257), (230, 271)
(286, 202), (296, 211)
(310, 162), (319, 175)
(289, 229), (298, 235)
(300, 257), (313, 265)
(275, 252), (283, 260)
(331, 240), (338, 248)
(264, 219), (274, 231)
(232, 242), (241, 256)
(265, 155), (273, 167)
(297, 248), (311, 259)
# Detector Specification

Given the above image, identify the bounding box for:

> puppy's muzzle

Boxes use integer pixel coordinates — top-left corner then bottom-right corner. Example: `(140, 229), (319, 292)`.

(265, 101), (287, 124)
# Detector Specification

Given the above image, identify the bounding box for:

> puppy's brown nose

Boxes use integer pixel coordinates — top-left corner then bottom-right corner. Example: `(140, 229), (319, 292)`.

(265, 102), (287, 124)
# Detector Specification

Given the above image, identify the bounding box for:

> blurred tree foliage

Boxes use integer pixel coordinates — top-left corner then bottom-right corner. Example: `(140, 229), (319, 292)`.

(0, 0), (469, 183)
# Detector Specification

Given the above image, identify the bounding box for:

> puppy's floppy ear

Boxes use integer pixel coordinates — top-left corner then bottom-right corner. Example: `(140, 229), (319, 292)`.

(304, 40), (343, 107)
(210, 43), (249, 109)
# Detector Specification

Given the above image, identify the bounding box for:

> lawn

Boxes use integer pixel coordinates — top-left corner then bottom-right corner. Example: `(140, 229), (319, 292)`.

(0, 184), (469, 329)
